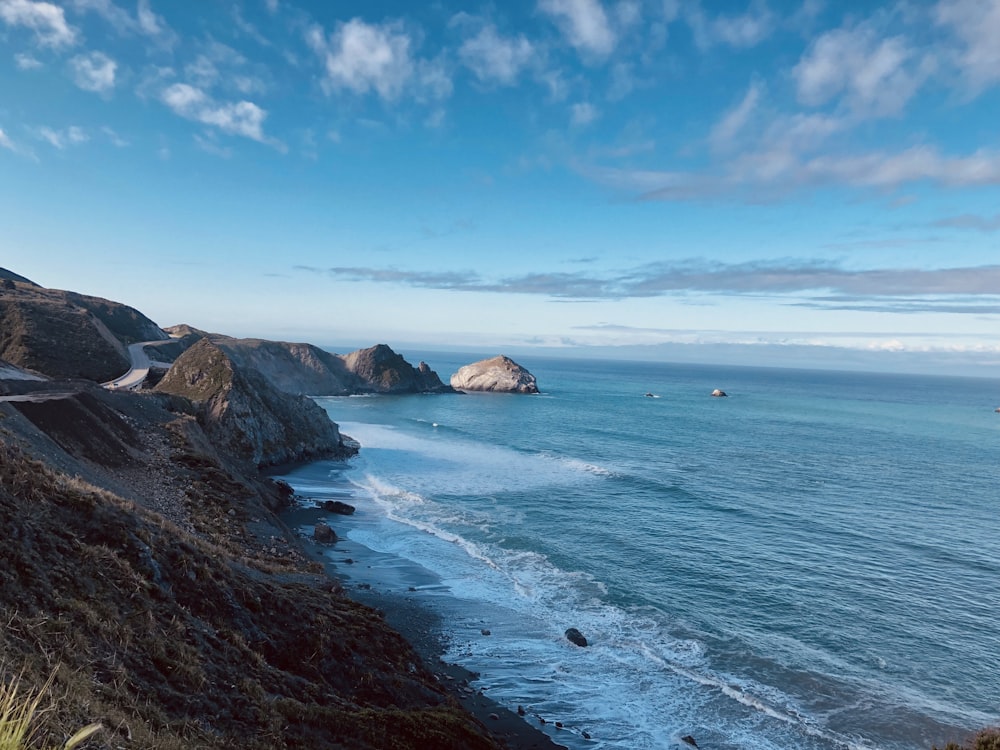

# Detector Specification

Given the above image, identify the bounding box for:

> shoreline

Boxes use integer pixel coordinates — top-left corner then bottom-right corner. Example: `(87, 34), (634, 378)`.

(279, 491), (570, 750)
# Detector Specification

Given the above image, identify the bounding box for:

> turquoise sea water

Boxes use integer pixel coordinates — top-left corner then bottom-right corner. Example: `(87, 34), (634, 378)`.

(277, 357), (1000, 750)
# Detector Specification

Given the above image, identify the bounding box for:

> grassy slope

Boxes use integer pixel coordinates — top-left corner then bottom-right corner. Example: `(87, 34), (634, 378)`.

(0, 385), (500, 750)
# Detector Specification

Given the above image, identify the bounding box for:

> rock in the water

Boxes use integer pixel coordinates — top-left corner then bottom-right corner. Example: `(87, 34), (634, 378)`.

(564, 627), (588, 647)
(681, 735), (699, 747)
(710, 388), (728, 397)
(320, 499), (356, 515)
(450, 355), (538, 394)
(313, 522), (337, 544)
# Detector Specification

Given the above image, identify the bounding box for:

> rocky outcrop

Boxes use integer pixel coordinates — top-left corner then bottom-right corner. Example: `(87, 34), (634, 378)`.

(155, 339), (353, 468)
(564, 627), (588, 647)
(450, 356), (538, 394)
(341, 344), (453, 394)
(711, 389), (728, 397)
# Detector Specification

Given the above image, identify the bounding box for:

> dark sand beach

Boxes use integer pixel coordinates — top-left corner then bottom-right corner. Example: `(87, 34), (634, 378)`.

(282, 499), (569, 750)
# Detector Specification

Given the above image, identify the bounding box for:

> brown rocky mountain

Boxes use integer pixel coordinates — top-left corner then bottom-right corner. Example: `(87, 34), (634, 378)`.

(0, 277), (166, 382)
(157, 331), (453, 396)
(154, 338), (353, 468)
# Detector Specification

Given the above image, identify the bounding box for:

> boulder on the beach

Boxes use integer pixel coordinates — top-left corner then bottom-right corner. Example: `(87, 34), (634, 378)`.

(313, 522), (337, 544)
(564, 627), (588, 647)
(710, 388), (728, 397)
(450, 355), (539, 394)
(320, 499), (356, 515)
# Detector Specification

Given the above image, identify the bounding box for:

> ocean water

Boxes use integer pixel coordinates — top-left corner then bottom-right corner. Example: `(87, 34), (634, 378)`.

(276, 357), (1000, 750)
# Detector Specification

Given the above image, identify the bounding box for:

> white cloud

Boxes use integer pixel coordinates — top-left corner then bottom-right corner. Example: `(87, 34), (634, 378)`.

(539, 0), (616, 57)
(686, 1), (776, 49)
(581, 143), (1000, 201)
(306, 18), (451, 103)
(0, 0), (77, 47)
(70, 51), (117, 94)
(160, 82), (277, 146)
(935, 0), (1000, 92)
(308, 18), (448, 102)
(0, 128), (15, 151)
(37, 125), (88, 149)
(793, 22), (929, 117)
(570, 101), (599, 125)
(710, 80), (762, 150)
(136, 0), (176, 46)
(459, 24), (535, 86)
(14, 52), (41, 68)
(100, 125), (128, 147)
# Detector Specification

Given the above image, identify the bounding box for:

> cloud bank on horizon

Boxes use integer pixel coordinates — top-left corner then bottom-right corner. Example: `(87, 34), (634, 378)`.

(1, 0), (999, 372)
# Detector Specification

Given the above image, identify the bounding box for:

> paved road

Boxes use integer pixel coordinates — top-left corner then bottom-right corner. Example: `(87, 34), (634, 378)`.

(0, 391), (79, 403)
(103, 340), (174, 391)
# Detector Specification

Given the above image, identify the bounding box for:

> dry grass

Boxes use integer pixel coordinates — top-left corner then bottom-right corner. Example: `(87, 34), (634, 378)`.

(0, 436), (499, 750)
(0, 670), (101, 750)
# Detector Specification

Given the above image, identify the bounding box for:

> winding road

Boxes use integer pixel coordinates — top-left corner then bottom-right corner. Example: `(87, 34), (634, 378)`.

(103, 340), (175, 391)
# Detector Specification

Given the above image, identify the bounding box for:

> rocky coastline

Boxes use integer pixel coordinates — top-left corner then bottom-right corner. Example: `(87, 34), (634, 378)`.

(0, 271), (561, 750)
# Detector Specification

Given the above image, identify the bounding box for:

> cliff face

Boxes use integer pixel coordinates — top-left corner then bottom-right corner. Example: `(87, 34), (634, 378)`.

(167, 338), (454, 396)
(155, 339), (352, 468)
(217, 339), (356, 395)
(0, 280), (166, 382)
(342, 344), (452, 394)
(0, 385), (500, 750)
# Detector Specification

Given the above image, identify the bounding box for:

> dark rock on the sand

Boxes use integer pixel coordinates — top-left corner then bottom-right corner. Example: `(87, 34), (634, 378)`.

(320, 499), (356, 515)
(488, 713), (499, 721)
(313, 522), (337, 544)
(517, 705), (525, 716)
(681, 735), (699, 747)
(450, 355), (539, 394)
(710, 388), (728, 397)
(565, 627), (588, 647)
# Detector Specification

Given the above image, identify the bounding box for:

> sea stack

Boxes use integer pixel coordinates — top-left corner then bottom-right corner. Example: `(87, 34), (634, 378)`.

(450, 355), (539, 394)
(711, 388), (728, 397)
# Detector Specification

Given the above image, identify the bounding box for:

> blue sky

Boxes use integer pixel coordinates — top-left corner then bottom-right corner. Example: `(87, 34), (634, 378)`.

(1, 0), (999, 374)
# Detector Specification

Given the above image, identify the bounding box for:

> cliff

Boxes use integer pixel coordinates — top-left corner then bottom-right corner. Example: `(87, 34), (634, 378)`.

(341, 343), (453, 394)
(0, 278), (166, 382)
(157, 335), (454, 397)
(0, 379), (501, 750)
(154, 339), (352, 468)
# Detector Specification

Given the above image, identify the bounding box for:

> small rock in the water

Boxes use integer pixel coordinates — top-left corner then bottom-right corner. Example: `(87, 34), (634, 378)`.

(344, 558), (354, 564)
(681, 735), (699, 747)
(710, 388), (728, 397)
(517, 705), (525, 716)
(321, 499), (356, 515)
(583, 731), (591, 739)
(555, 721), (563, 729)
(480, 628), (491, 636)
(489, 713), (499, 721)
(313, 522), (337, 543)
(408, 586), (417, 592)
(565, 627), (588, 647)
(645, 392), (655, 398)
(357, 583), (371, 590)
(539, 717), (546, 725)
